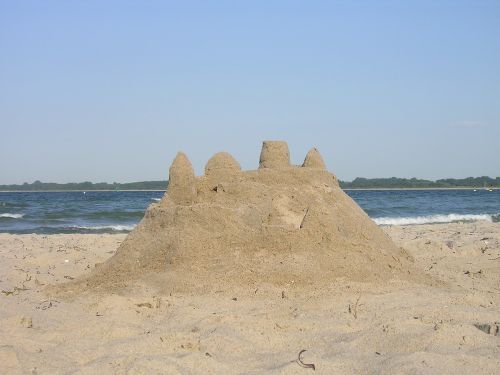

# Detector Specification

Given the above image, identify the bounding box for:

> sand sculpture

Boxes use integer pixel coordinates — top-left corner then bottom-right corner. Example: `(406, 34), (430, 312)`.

(63, 141), (420, 294)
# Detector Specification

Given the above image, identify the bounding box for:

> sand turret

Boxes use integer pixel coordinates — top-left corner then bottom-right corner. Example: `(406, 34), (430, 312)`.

(302, 148), (326, 169)
(205, 152), (241, 178)
(259, 141), (290, 169)
(166, 152), (196, 204)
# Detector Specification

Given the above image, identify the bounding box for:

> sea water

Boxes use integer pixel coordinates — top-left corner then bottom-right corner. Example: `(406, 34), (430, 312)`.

(0, 190), (498, 234)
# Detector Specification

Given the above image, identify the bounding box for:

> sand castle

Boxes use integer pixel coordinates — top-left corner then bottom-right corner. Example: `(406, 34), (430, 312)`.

(66, 141), (420, 294)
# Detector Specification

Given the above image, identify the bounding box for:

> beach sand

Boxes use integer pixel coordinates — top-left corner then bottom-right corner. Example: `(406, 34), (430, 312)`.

(0, 222), (499, 374)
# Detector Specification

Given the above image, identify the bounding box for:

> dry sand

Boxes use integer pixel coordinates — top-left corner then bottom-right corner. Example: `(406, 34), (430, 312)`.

(1, 222), (499, 374)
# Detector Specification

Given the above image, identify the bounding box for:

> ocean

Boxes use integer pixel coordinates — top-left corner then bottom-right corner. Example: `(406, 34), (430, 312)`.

(0, 190), (499, 234)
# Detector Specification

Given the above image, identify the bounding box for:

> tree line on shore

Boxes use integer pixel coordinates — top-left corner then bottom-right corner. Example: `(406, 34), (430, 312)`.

(341, 176), (500, 189)
(1, 176), (499, 191)
(0, 180), (168, 191)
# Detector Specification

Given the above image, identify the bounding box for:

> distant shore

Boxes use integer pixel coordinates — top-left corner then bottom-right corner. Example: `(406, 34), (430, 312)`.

(2, 176), (499, 192)
(343, 187), (499, 191)
(0, 187), (499, 193)
(0, 190), (166, 193)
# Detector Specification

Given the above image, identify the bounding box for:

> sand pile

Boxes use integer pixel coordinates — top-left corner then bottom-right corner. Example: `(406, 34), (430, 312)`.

(63, 141), (421, 294)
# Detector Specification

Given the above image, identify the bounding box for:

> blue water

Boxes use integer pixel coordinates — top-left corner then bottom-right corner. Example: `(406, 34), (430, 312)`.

(0, 191), (163, 234)
(347, 189), (500, 225)
(0, 190), (498, 234)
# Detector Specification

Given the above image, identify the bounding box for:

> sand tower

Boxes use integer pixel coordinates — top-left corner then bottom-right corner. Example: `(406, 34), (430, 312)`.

(62, 141), (420, 294)
(204, 152), (241, 179)
(302, 148), (327, 169)
(259, 141), (290, 169)
(163, 152), (196, 205)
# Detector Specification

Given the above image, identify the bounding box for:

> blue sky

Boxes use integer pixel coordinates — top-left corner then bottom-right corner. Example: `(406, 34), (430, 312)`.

(1, 1), (499, 183)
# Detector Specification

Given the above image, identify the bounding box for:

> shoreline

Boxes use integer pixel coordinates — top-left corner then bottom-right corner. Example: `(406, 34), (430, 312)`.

(1, 218), (497, 236)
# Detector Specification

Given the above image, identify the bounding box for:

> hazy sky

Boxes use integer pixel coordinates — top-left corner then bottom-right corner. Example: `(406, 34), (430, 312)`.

(1, 1), (499, 184)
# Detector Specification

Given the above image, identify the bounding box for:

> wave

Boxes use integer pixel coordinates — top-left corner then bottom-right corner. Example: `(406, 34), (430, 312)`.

(0, 213), (24, 219)
(0, 224), (136, 235)
(84, 211), (144, 220)
(151, 198), (161, 202)
(374, 213), (494, 226)
(73, 224), (136, 231)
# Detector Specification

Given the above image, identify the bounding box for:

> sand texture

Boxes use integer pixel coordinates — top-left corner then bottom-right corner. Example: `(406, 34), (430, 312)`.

(56, 142), (422, 295)
(1, 223), (499, 374)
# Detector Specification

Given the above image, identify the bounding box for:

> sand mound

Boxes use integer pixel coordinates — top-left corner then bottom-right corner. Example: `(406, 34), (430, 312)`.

(302, 147), (327, 169)
(61, 141), (422, 294)
(204, 152), (241, 179)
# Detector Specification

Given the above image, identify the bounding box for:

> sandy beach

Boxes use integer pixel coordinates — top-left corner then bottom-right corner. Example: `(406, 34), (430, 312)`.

(3, 0), (499, 373)
(0, 222), (498, 374)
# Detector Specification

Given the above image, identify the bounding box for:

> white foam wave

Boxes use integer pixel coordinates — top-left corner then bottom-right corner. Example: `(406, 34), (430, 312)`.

(0, 213), (24, 219)
(74, 224), (136, 231)
(151, 198), (161, 202)
(374, 214), (493, 226)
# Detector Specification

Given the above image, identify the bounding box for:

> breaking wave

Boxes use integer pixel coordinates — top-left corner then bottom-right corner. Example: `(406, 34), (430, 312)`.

(0, 213), (24, 219)
(374, 213), (495, 226)
(73, 224), (136, 232)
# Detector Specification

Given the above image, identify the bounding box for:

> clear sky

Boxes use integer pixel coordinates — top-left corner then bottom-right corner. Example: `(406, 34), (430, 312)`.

(1, 1), (499, 184)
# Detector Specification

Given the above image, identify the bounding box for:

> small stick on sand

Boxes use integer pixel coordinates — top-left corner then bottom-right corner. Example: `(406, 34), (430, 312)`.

(348, 295), (362, 319)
